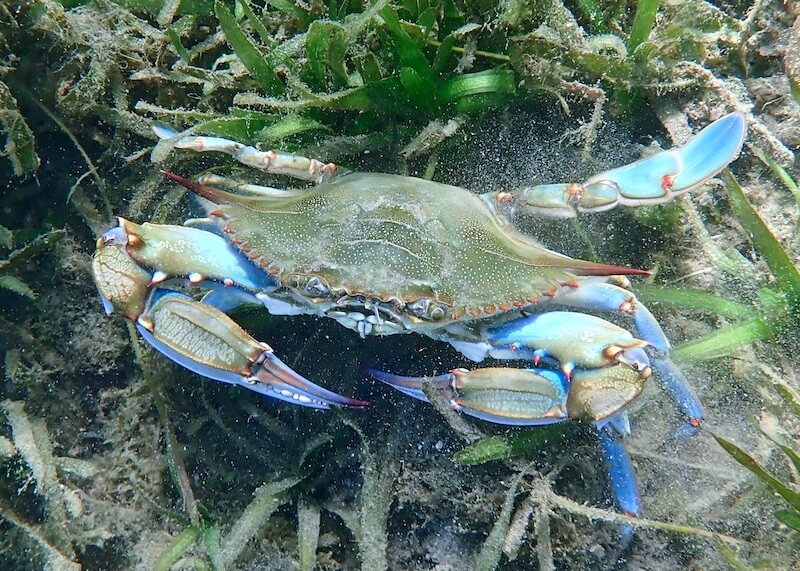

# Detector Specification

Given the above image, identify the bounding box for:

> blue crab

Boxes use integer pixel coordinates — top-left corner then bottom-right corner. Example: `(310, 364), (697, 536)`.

(92, 112), (746, 519)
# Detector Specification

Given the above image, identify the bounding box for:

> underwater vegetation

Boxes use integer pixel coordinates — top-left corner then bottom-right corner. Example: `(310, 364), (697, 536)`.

(0, 0), (799, 570)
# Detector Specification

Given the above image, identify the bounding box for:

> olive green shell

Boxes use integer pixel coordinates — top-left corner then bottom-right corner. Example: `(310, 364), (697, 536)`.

(208, 172), (624, 318)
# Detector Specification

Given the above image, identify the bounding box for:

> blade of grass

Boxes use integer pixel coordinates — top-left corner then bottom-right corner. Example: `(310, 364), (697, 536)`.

(454, 424), (571, 466)
(235, 76), (408, 113)
(671, 317), (773, 362)
(219, 475), (305, 566)
(0, 81), (39, 176)
(201, 524), (223, 571)
(297, 500), (320, 571)
(437, 69), (516, 102)
(215, 0), (284, 94)
(237, 0), (273, 46)
(0, 498), (80, 571)
(711, 432), (800, 512)
(775, 509), (800, 532)
(265, 0), (309, 22)
(713, 537), (754, 571)
(0, 275), (36, 299)
(258, 115), (329, 143)
(773, 381), (800, 418)
(474, 466), (530, 571)
(305, 21), (349, 88)
(752, 146), (800, 213)
(758, 429), (800, 476)
(192, 114), (280, 142)
(153, 525), (202, 571)
(573, 0), (609, 33)
(627, 0), (659, 56)
(432, 34), (456, 74)
(126, 324), (198, 523)
(635, 285), (751, 320)
(166, 28), (191, 63)
(437, 69), (515, 112)
(23, 93), (111, 219)
(399, 67), (435, 112)
(379, 6), (434, 86)
(722, 170), (800, 313)
(0, 229), (65, 274)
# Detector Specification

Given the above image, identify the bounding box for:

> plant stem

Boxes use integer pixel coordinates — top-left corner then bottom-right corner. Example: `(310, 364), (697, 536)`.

(424, 37), (511, 63)
(126, 323), (199, 524)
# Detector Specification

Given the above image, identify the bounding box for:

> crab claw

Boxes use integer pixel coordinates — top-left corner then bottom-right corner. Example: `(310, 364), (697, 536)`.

(485, 312), (652, 378)
(139, 292), (366, 409)
(515, 112), (747, 218)
(370, 362), (648, 425)
(92, 234), (151, 321)
(567, 364), (649, 421)
(368, 367), (569, 425)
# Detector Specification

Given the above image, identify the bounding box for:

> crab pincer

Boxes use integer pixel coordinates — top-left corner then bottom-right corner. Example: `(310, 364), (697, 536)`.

(367, 367), (569, 425)
(136, 292), (367, 409)
(369, 363), (647, 520)
(485, 312), (653, 380)
(92, 224), (366, 410)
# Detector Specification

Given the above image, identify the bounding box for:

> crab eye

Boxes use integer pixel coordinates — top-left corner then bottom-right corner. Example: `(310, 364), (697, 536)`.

(407, 299), (429, 318)
(305, 276), (329, 297)
(430, 306), (445, 321)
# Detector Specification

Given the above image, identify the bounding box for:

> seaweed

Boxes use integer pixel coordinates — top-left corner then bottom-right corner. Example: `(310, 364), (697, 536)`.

(0, 81), (39, 177)
(0, 229), (65, 300)
(296, 499), (321, 571)
(0, 401), (82, 570)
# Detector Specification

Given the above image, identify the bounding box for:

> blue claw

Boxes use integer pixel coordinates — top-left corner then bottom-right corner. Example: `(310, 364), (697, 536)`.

(587, 111), (747, 202)
(550, 281), (671, 353)
(138, 291), (367, 410)
(486, 312), (651, 372)
(515, 112), (746, 217)
(368, 367), (570, 426)
(671, 112), (747, 190)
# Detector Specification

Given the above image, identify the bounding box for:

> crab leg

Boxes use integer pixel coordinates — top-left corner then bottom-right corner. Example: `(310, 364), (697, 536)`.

(197, 173), (288, 197)
(546, 279), (669, 352)
(368, 364), (647, 426)
(597, 423), (640, 517)
(541, 280), (704, 427)
(154, 125), (341, 184)
(486, 112), (746, 219)
(598, 421), (639, 545)
(92, 224), (365, 409)
(367, 367), (569, 425)
(484, 312), (652, 380)
(136, 291), (365, 408)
